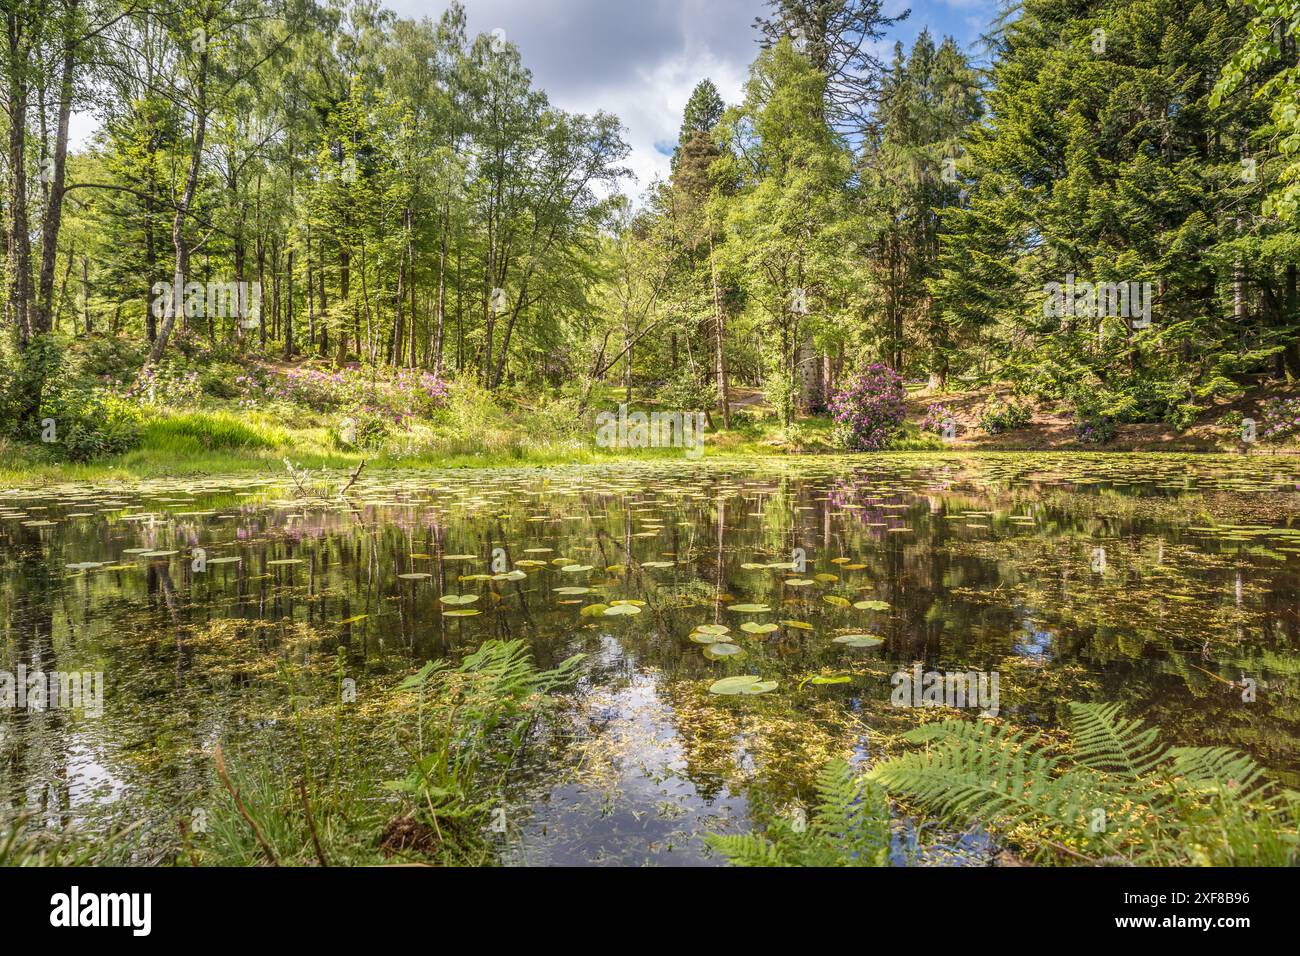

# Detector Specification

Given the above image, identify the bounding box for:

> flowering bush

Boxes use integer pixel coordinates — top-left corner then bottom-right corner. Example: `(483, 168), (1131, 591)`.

(827, 364), (907, 451)
(1075, 414), (1116, 445)
(112, 364), (202, 407)
(1259, 397), (1300, 442)
(921, 403), (954, 434)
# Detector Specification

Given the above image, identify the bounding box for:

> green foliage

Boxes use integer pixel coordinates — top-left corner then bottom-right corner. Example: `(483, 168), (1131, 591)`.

(329, 410), (391, 451)
(977, 397), (1032, 435)
(43, 388), (144, 462)
(706, 758), (892, 866)
(870, 702), (1300, 865)
(1212, 0), (1300, 220)
(385, 641), (584, 846)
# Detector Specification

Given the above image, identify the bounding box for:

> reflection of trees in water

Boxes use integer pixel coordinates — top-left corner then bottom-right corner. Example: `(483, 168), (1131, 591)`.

(3, 536), (70, 830)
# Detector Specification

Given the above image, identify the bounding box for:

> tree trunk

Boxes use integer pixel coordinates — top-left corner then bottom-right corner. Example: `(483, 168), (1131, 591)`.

(283, 246), (294, 361)
(142, 38), (210, 373)
(709, 235), (729, 428)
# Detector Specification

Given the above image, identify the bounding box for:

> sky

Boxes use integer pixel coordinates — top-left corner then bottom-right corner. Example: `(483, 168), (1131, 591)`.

(70, 1), (1002, 195)
(385, 0), (1003, 193)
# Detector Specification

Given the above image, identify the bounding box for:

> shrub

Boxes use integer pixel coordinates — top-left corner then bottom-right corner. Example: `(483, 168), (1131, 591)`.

(68, 334), (146, 383)
(827, 364), (907, 451)
(237, 364), (448, 423)
(1259, 396), (1300, 442)
(330, 410), (390, 450)
(1075, 413), (1116, 445)
(920, 403), (954, 435)
(43, 388), (143, 461)
(977, 397), (1032, 434)
(658, 367), (716, 412)
(133, 363), (203, 407)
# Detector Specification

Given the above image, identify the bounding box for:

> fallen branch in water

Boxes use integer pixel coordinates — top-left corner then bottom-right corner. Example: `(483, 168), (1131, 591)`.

(339, 460), (366, 497)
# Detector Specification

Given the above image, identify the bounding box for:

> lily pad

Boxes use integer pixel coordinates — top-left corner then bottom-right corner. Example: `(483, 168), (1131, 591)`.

(439, 594), (479, 605)
(832, 634), (884, 648)
(726, 603), (771, 613)
(853, 600), (891, 611)
(603, 604), (641, 616)
(708, 675), (778, 696)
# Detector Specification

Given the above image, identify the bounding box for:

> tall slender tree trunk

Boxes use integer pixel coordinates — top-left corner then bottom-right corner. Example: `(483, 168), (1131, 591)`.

(283, 247), (294, 361)
(142, 41), (210, 373)
(432, 192), (448, 376)
(80, 255), (91, 334)
(709, 233), (729, 428)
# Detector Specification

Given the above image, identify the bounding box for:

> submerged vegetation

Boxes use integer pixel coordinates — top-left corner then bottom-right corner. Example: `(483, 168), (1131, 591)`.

(3, 455), (1300, 866)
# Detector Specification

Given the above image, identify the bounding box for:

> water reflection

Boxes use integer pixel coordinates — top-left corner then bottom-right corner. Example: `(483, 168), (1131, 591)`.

(2, 453), (1299, 864)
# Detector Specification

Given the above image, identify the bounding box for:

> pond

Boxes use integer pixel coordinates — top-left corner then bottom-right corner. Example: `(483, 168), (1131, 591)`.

(3, 452), (1299, 865)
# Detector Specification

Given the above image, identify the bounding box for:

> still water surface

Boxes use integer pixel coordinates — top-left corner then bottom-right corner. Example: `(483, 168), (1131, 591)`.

(3, 453), (1298, 864)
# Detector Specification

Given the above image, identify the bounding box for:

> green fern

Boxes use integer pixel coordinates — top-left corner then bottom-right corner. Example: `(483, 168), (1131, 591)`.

(387, 640), (585, 842)
(705, 759), (891, 867)
(870, 701), (1299, 865)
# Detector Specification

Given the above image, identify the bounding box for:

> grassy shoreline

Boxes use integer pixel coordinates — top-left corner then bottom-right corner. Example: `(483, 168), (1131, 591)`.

(5, 427), (1293, 490)
(6, 379), (1297, 489)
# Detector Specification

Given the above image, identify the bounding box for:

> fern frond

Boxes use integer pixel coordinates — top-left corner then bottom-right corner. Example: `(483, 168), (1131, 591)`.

(1068, 702), (1165, 780)
(810, 759), (890, 865)
(874, 703), (1296, 865)
(703, 832), (789, 867)
(1166, 747), (1268, 800)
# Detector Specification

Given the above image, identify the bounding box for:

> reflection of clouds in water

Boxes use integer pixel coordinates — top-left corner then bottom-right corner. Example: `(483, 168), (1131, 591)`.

(515, 648), (747, 866)
(1014, 623), (1055, 659)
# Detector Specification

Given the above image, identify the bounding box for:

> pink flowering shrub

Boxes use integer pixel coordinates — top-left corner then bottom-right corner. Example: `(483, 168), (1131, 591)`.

(827, 364), (908, 451)
(1260, 397), (1300, 442)
(920, 402), (954, 434)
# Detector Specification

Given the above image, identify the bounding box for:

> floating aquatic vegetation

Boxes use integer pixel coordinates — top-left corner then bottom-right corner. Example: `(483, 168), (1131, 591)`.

(833, 635), (884, 648)
(709, 675), (778, 696)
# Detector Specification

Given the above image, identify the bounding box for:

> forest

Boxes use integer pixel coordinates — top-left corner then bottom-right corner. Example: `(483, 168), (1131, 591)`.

(0, 0), (1297, 468)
